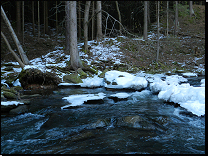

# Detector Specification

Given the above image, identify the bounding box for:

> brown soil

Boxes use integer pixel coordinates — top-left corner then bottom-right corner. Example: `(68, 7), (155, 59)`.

(118, 4), (205, 73)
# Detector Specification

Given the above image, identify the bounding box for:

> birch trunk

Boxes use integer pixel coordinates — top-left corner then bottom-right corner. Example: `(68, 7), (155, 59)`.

(65, 1), (70, 53)
(96, 1), (103, 41)
(115, 1), (122, 36)
(1, 6), (30, 65)
(32, 1), (35, 35)
(92, 1), (94, 40)
(1, 31), (25, 69)
(174, 1), (178, 36)
(22, 1), (24, 44)
(38, 1), (40, 42)
(189, 1), (195, 17)
(84, 1), (91, 52)
(156, 1), (160, 62)
(167, 1), (169, 36)
(143, 1), (148, 40)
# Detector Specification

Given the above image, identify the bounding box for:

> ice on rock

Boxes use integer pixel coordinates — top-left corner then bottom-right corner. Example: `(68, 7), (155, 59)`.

(104, 70), (148, 90)
(61, 92), (106, 109)
(165, 75), (188, 85)
(149, 78), (167, 93)
(81, 75), (104, 88)
(110, 92), (132, 99)
(182, 72), (197, 77)
(150, 74), (188, 93)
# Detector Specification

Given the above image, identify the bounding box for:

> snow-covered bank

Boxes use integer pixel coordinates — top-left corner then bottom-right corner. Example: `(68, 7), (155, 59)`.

(158, 84), (204, 116)
(1, 36), (205, 117)
(149, 74), (205, 116)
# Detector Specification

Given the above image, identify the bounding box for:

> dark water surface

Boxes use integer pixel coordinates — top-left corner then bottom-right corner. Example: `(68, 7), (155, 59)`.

(1, 76), (205, 154)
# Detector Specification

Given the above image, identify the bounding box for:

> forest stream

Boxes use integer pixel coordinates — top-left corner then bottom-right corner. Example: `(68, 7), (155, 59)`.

(1, 76), (205, 154)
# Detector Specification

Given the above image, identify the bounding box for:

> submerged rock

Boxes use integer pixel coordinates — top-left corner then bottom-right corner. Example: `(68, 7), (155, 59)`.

(9, 105), (28, 115)
(117, 115), (159, 131)
(1, 101), (24, 113)
(70, 131), (95, 142)
(90, 118), (111, 129)
(1, 86), (18, 95)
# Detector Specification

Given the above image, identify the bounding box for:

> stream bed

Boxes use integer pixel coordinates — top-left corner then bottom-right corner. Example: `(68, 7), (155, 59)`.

(1, 76), (205, 154)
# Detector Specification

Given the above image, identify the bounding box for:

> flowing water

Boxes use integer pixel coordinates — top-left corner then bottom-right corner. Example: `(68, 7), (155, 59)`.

(1, 76), (205, 154)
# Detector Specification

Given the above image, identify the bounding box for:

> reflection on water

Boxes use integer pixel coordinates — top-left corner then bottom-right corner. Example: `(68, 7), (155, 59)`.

(1, 77), (205, 154)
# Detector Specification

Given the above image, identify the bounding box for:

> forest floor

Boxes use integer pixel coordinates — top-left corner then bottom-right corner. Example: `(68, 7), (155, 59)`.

(1, 4), (205, 75)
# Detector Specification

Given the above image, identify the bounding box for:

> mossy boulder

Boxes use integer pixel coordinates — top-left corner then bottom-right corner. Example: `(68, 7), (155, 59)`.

(3, 73), (19, 87)
(98, 69), (109, 78)
(77, 68), (87, 79)
(1, 86), (18, 94)
(18, 68), (61, 89)
(63, 73), (83, 84)
(1, 94), (6, 101)
(4, 66), (13, 71)
(2, 91), (17, 99)
(12, 86), (23, 92)
(3, 63), (15, 67)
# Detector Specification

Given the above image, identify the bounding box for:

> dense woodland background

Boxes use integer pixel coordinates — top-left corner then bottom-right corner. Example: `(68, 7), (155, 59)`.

(1, 1), (205, 39)
(1, 1), (205, 72)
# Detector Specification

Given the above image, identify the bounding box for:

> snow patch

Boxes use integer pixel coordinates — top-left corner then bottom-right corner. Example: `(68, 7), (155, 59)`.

(182, 73), (198, 77)
(110, 92), (132, 99)
(1, 101), (24, 106)
(61, 92), (106, 109)
(104, 70), (148, 90)
(81, 75), (104, 88)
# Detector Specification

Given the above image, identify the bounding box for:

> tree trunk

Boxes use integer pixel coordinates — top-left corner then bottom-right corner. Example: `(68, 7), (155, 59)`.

(16, 1), (21, 34)
(96, 1), (103, 41)
(1, 31), (25, 69)
(78, 1), (81, 40)
(143, 1), (148, 40)
(38, 1), (40, 42)
(44, 1), (46, 35)
(156, 1), (160, 62)
(174, 1), (178, 36)
(167, 1), (169, 36)
(32, 1), (35, 35)
(155, 1), (157, 22)
(56, 1), (58, 34)
(68, 1), (82, 71)
(189, 1), (195, 17)
(65, 1), (70, 54)
(1, 6), (30, 65)
(84, 1), (91, 52)
(45, 1), (49, 34)
(92, 1), (95, 40)
(115, 1), (122, 36)
(147, 1), (150, 25)
(22, 1), (24, 44)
